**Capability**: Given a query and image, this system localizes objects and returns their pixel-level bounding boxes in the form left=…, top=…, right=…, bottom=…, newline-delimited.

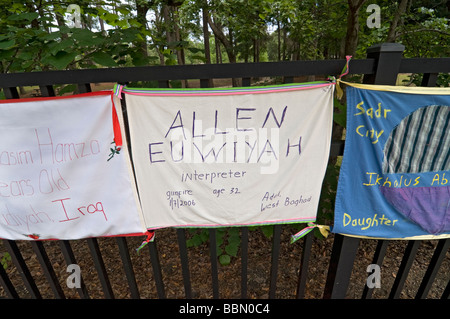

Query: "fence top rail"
left=399, top=58, right=450, bottom=73
left=0, top=58, right=380, bottom=87
left=1, top=57, right=448, bottom=88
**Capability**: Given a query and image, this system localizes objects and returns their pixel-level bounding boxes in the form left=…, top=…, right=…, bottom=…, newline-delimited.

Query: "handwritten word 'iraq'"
left=354, top=101, right=391, bottom=144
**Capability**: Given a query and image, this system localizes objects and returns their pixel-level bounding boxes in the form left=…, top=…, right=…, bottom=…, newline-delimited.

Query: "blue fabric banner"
left=333, top=83, right=450, bottom=239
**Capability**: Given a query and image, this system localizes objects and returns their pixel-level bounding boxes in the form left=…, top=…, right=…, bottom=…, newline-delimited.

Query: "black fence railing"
left=0, top=43, right=449, bottom=300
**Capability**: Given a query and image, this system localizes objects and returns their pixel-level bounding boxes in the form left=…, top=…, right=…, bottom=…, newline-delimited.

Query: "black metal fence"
left=0, top=43, right=449, bottom=299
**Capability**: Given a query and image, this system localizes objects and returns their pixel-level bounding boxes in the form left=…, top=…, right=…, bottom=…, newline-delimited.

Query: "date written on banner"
left=166, top=189, right=195, bottom=210
left=165, top=187, right=242, bottom=210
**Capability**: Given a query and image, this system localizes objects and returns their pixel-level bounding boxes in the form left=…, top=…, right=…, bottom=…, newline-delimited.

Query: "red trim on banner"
left=0, top=89, right=123, bottom=151
left=110, top=94, right=123, bottom=150
left=0, top=232, right=150, bottom=241
left=0, top=90, right=112, bottom=104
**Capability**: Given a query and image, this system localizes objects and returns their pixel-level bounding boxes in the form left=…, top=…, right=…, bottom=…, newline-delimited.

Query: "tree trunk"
left=173, top=7, right=185, bottom=66
left=202, top=6, right=211, bottom=65
left=207, top=14, right=237, bottom=64
left=135, top=0, right=149, bottom=58
left=282, top=28, right=287, bottom=61
left=163, top=5, right=175, bottom=47
left=277, top=20, right=281, bottom=61
left=386, top=0, right=409, bottom=42
left=214, top=35, right=222, bottom=63
left=253, top=38, right=260, bottom=63
left=344, top=0, right=367, bottom=57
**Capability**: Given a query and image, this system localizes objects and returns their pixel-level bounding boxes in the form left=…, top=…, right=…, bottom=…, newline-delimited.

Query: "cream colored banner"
left=123, top=83, right=334, bottom=230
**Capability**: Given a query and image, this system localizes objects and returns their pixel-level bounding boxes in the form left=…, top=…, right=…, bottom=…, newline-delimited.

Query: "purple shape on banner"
left=380, top=186, right=450, bottom=235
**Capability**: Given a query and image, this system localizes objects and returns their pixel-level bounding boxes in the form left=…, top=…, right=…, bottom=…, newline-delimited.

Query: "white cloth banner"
left=0, top=92, right=146, bottom=240
left=122, top=83, right=334, bottom=230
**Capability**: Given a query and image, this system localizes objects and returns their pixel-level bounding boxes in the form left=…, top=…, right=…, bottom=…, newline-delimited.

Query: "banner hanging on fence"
left=121, top=83, right=334, bottom=235
left=0, top=92, right=146, bottom=240
left=333, top=82, right=450, bottom=239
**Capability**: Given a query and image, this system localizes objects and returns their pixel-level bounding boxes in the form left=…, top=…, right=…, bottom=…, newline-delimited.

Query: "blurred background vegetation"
left=0, top=0, right=448, bottom=73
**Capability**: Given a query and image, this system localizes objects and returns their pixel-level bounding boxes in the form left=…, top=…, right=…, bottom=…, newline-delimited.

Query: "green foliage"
left=186, top=226, right=269, bottom=266
left=0, top=0, right=155, bottom=73
left=333, top=97, right=347, bottom=129
left=401, top=5, right=450, bottom=58
left=357, top=0, right=449, bottom=59
left=186, top=227, right=240, bottom=266
left=1, top=252, right=11, bottom=270
left=403, top=73, right=450, bottom=88
left=0, top=0, right=447, bottom=74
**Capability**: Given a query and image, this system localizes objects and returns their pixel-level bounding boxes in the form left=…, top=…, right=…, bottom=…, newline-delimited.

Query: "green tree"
left=0, top=0, right=155, bottom=72
left=0, top=0, right=447, bottom=74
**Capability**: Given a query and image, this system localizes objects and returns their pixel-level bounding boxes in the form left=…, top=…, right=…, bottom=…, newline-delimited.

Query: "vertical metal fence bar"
left=77, top=83, right=91, bottom=94
left=323, top=234, right=360, bottom=299
left=240, top=227, right=248, bottom=299
left=0, top=249, right=19, bottom=298
left=239, top=73, right=250, bottom=300
left=362, top=240, right=389, bottom=299
left=209, top=229, right=219, bottom=298
left=415, top=239, right=450, bottom=299
left=176, top=228, right=192, bottom=298
left=148, top=240, right=166, bottom=299
left=283, top=76, right=294, bottom=84
left=421, top=73, right=438, bottom=87
left=116, top=237, right=140, bottom=299
left=158, top=80, right=170, bottom=88
left=58, top=240, right=90, bottom=299
left=268, top=224, right=282, bottom=299
left=389, top=240, right=421, bottom=299
left=30, top=241, right=65, bottom=299
left=323, top=43, right=406, bottom=300
left=200, top=78, right=211, bottom=88
left=86, top=238, right=115, bottom=299
left=3, top=240, right=41, bottom=298
left=3, top=87, right=19, bottom=99
left=442, top=279, right=450, bottom=299
left=363, top=43, right=405, bottom=85
left=39, top=85, right=55, bottom=97
left=2, top=85, right=31, bottom=299
left=201, top=75, right=220, bottom=298
left=296, top=231, right=313, bottom=299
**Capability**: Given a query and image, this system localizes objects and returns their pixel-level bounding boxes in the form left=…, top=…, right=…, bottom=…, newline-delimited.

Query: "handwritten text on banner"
left=123, top=84, right=334, bottom=229
left=0, top=92, right=146, bottom=240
